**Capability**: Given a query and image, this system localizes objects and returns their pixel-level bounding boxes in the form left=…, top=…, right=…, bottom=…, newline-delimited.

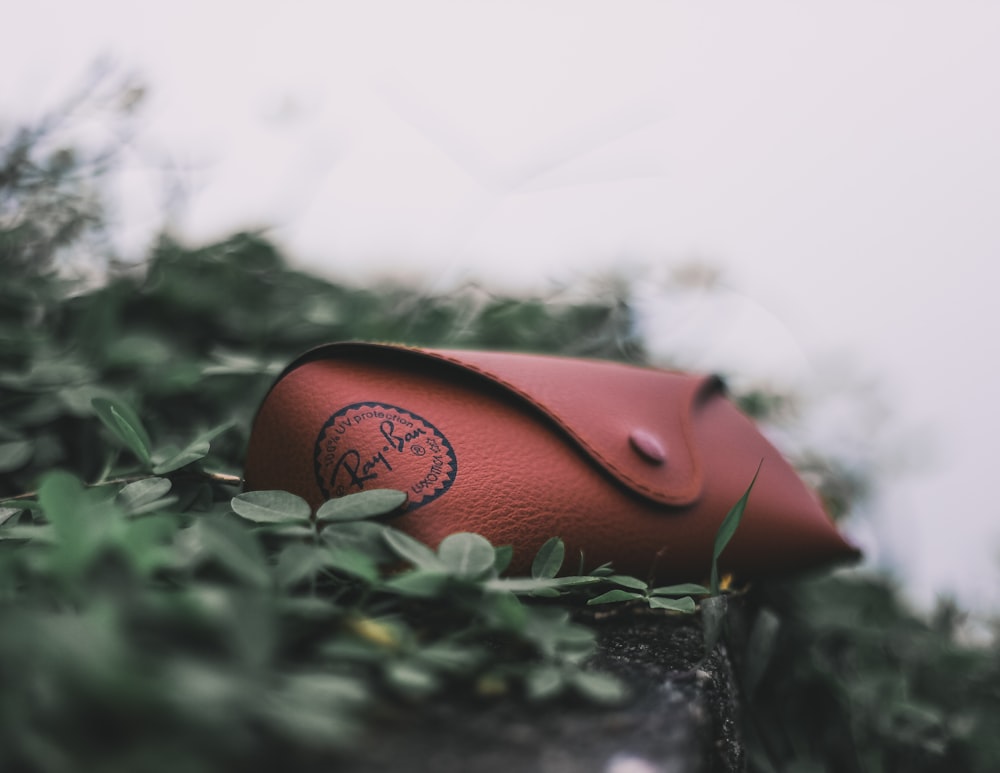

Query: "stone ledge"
left=340, top=613, right=744, bottom=773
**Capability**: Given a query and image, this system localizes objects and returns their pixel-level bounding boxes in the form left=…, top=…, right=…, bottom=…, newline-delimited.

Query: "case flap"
left=281, top=343, right=722, bottom=506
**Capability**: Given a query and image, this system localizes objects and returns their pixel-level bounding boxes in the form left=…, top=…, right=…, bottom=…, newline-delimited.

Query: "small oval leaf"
left=231, top=490, right=312, bottom=524
left=586, top=589, right=643, bottom=606
left=382, top=569, right=450, bottom=598
left=382, top=528, right=445, bottom=571
left=0, top=440, right=32, bottom=472
left=153, top=439, right=211, bottom=474
left=531, top=537, right=565, bottom=579
left=117, top=477, right=173, bottom=513
left=0, top=506, right=23, bottom=526
left=526, top=666, right=564, bottom=702
left=651, top=583, right=711, bottom=597
left=438, top=532, right=496, bottom=580
left=92, top=397, right=153, bottom=465
left=648, top=595, right=697, bottom=613
left=493, top=545, right=514, bottom=574
left=608, top=574, right=649, bottom=591
left=571, top=671, right=628, bottom=705
left=197, top=517, right=272, bottom=589
left=316, top=489, right=407, bottom=523
left=484, top=576, right=563, bottom=594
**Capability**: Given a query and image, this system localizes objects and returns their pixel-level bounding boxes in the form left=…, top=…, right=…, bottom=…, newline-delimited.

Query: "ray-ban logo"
left=314, top=402, right=457, bottom=510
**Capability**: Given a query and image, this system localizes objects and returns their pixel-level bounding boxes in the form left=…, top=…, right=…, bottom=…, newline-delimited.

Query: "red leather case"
left=244, top=342, right=860, bottom=581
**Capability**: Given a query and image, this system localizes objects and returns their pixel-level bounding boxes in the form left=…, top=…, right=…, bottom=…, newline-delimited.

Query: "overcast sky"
left=5, top=1, right=1000, bottom=611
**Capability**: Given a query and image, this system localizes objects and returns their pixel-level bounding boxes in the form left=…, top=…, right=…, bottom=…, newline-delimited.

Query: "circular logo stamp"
left=313, top=402, right=457, bottom=510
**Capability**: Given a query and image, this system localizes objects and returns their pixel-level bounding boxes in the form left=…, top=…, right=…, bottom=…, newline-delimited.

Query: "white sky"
left=5, top=1, right=1000, bottom=611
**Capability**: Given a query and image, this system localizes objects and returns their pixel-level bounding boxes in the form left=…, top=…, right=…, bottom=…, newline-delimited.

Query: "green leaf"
left=484, top=576, right=563, bottom=594
left=0, top=506, right=23, bottom=527
left=608, top=574, right=648, bottom=591
left=0, top=439, right=32, bottom=472
left=154, top=421, right=235, bottom=474
left=324, top=547, right=380, bottom=584
left=648, top=595, right=697, bottom=613
left=588, top=561, right=616, bottom=577
left=274, top=542, right=329, bottom=588
left=416, top=642, right=485, bottom=674
left=276, top=541, right=379, bottom=588
left=385, top=660, right=439, bottom=698
left=0, top=524, right=55, bottom=542
left=382, top=528, right=445, bottom=571
left=382, top=570, right=450, bottom=598
left=323, top=520, right=395, bottom=563
left=586, top=589, right=644, bottom=605
left=116, top=477, right=174, bottom=515
left=252, top=523, right=316, bottom=539
left=321, top=637, right=386, bottom=664
left=196, top=517, right=272, bottom=589
left=37, top=470, right=86, bottom=539
left=531, top=536, right=565, bottom=579
left=316, top=489, right=407, bottom=523
left=153, top=439, right=210, bottom=474
left=552, top=575, right=603, bottom=588
left=493, top=544, right=514, bottom=574
left=710, top=461, right=761, bottom=594
left=282, top=671, right=369, bottom=709
left=484, top=591, right=527, bottom=631
left=231, top=490, right=312, bottom=524
left=651, top=583, right=711, bottom=597
left=438, top=532, right=496, bottom=580
left=526, top=665, right=564, bottom=701
left=570, top=670, right=628, bottom=705
left=279, top=597, right=342, bottom=621
left=92, top=397, right=153, bottom=465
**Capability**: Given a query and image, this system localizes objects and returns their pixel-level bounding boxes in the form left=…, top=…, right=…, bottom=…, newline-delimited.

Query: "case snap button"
left=629, top=428, right=666, bottom=465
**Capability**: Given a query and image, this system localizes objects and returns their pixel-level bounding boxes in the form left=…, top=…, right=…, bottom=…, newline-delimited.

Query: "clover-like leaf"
left=570, top=670, right=628, bottom=705
left=92, top=397, right=153, bottom=466
left=196, top=517, right=272, bottom=589
left=385, top=660, right=440, bottom=699
left=316, top=489, right=407, bottom=524
left=484, top=576, right=563, bottom=594
left=231, top=490, right=311, bottom=524
left=438, top=532, right=496, bottom=580
left=382, top=569, right=450, bottom=598
left=648, top=595, right=697, bottom=613
left=324, top=547, right=380, bottom=584
left=526, top=666, right=564, bottom=702
left=0, top=506, right=23, bottom=527
left=382, top=528, right=445, bottom=571
left=117, top=477, right=178, bottom=516
left=531, top=536, right=565, bottom=579
left=608, top=574, right=648, bottom=591
left=651, top=583, right=711, bottom=597
left=153, top=439, right=210, bottom=474
left=0, top=439, right=32, bottom=472
left=586, top=589, right=644, bottom=605
left=493, top=544, right=514, bottom=574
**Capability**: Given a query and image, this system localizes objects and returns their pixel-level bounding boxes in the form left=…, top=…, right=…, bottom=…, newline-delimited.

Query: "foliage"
left=3, top=101, right=1000, bottom=773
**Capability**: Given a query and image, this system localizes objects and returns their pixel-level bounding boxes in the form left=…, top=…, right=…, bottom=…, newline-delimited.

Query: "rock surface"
left=341, top=612, right=744, bottom=773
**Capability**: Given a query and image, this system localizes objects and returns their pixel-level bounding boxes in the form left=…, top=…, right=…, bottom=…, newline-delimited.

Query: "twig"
left=1, top=469, right=244, bottom=505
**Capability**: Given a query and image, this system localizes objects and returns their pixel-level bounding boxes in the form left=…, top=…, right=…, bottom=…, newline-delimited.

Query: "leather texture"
left=243, top=342, right=860, bottom=581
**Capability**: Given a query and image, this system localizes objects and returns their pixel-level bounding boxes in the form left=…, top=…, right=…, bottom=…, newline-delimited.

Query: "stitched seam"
left=422, top=350, right=705, bottom=506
